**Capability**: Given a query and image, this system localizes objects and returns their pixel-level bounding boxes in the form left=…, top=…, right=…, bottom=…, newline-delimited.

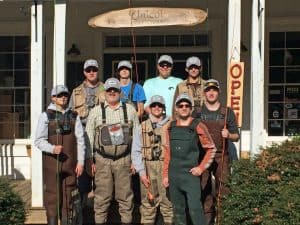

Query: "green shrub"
left=0, top=178, right=26, bottom=225
left=223, top=137, right=300, bottom=225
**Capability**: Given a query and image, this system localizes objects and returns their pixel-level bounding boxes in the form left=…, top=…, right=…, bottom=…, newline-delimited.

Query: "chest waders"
left=168, top=119, right=206, bottom=225
left=45, top=110, right=80, bottom=225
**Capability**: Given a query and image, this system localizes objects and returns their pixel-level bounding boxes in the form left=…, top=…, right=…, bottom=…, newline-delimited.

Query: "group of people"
left=34, top=55, right=239, bottom=225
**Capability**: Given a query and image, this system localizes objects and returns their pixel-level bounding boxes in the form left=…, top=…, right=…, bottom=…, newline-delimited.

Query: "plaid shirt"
left=85, top=101, right=139, bottom=159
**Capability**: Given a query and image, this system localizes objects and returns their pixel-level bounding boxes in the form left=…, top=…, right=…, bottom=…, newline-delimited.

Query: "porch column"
left=53, top=0, right=66, bottom=86
left=227, top=0, right=241, bottom=157
left=250, top=0, right=266, bottom=155
left=31, top=0, right=44, bottom=207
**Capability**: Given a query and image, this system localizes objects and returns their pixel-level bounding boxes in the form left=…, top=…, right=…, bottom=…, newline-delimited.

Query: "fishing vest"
left=177, top=78, right=205, bottom=111
left=196, top=106, right=228, bottom=153
left=94, top=102, right=133, bottom=160
left=71, top=82, right=105, bottom=119
left=168, top=119, right=203, bottom=171
left=141, top=118, right=169, bottom=161
left=43, top=109, right=77, bottom=174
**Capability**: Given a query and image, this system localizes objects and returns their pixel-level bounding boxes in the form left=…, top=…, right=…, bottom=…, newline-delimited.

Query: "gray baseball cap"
left=157, top=55, right=173, bottom=65
left=104, top=77, right=121, bottom=90
left=51, top=85, right=69, bottom=96
left=84, top=59, right=98, bottom=69
left=204, top=79, right=220, bottom=90
left=118, top=60, right=132, bottom=70
left=186, top=56, right=201, bottom=68
left=175, top=93, right=192, bottom=105
left=149, top=95, right=165, bottom=106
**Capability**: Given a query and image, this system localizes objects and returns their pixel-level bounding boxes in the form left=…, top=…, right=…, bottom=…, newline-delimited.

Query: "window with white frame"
left=268, top=32, right=300, bottom=136
left=0, top=36, right=30, bottom=139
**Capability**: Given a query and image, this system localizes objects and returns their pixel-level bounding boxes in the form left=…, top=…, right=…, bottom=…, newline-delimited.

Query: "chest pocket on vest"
left=100, top=123, right=131, bottom=146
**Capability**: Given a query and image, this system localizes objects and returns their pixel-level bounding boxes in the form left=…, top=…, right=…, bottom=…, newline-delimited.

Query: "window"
left=268, top=32, right=300, bottom=136
left=105, top=34, right=209, bottom=48
left=0, top=36, right=30, bottom=139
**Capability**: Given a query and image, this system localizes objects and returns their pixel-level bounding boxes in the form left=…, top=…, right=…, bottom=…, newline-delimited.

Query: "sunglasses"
left=56, top=92, right=69, bottom=98
left=106, top=88, right=120, bottom=93
left=188, top=65, right=201, bottom=70
left=150, top=103, right=164, bottom=108
left=159, top=62, right=172, bottom=68
left=177, top=103, right=191, bottom=109
left=85, top=67, right=98, bottom=73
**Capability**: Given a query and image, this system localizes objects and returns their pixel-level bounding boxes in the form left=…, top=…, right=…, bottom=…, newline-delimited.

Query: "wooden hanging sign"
left=88, top=7, right=207, bottom=28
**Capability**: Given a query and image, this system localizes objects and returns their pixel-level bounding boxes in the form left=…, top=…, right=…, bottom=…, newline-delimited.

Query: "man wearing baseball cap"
left=132, top=95, right=173, bottom=224
left=162, top=93, right=216, bottom=225
left=173, top=56, right=206, bottom=117
left=116, top=60, right=146, bottom=118
left=85, top=77, right=140, bottom=225
left=35, top=85, right=85, bottom=225
left=143, top=54, right=182, bottom=116
left=192, top=79, right=240, bottom=225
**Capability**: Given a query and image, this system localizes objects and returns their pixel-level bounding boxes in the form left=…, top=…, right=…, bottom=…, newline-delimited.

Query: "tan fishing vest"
left=94, top=103, right=133, bottom=160
left=71, top=82, right=105, bottom=119
left=141, top=118, right=168, bottom=161
left=177, top=78, right=205, bottom=110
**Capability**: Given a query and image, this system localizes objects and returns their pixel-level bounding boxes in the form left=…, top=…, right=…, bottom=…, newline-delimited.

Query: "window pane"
left=136, top=35, right=149, bottom=47
left=269, top=103, right=284, bottom=119
left=285, top=85, right=300, bottom=102
left=0, top=71, right=13, bottom=87
left=286, top=32, right=300, bottom=48
left=286, top=49, right=300, bottom=65
left=268, top=120, right=283, bottom=136
left=0, top=37, right=13, bottom=52
left=286, top=67, right=300, bottom=83
left=15, top=53, right=29, bottom=69
left=0, top=113, right=19, bottom=139
left=269, top=32, right=285, bottom=48
left=120, top=36, right=132, bottom=47
left=269, top=67, right=284, bottom=83
left=0, top=90, right=13, bottom=113
left=166, top=35, right=178, bottom=47
left=105, top=36, right=119, bottom=48
left=151, top=35, right=164, bottom=47
left=15, top=36, right=30, bottom=52
left=15, top=71, right=29, bottom=87
left=269, top=86, right=284, bottom=101
left=15, top=88, right=30, bottom=105
left=269, top=50, right=284, bottom=66
left=285, top=120, right=300, bottom=136
left=181, top=35, right=194, bottom=46
left=0, top=53, right=13, bottom=69
left=285, top=103, right=300, bottom=120
left=195, top=34, right=209, bottom=46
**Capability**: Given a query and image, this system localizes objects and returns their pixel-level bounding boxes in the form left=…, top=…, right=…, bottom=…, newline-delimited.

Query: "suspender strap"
left=122, top=102, right=128, bottom=123
left=100, top=102, right=106, bottom=124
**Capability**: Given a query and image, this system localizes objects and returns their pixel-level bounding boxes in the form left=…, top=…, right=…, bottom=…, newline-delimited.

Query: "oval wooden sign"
left=88, top=7, right=207, bottom=28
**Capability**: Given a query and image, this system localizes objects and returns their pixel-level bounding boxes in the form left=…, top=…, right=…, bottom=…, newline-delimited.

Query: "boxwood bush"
left=0, top=178, right=26, bottom=225
left=223, top=137, right=300, bottom=225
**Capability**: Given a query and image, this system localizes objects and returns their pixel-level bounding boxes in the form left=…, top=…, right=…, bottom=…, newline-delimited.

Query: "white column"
left=227, top=0, right=241, bottom=157
left=30, top=0, right=44, bottom=207
left=250, top=0, right=266, bottom=155
left=227, top=0, right=241, bottom=62
left=53, top=1, right=66, bottom=86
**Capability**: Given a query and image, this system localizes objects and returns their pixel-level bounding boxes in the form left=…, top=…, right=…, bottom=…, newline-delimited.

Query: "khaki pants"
left=140, top=160, right=173, bottom=224
left=94, top=154, right=133, bottom=224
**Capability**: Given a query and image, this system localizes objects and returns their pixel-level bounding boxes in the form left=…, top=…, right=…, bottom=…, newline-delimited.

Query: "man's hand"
left=131, top=164, right=136, bottom=175
left=53, top=145, right=63, bottom=154
left=189, top=167, right=203, bottom=176
left=162, top=177, right=169, bottom=188
left=221, top=128, right=230, bottom=139
left=75, top=164, right=84, bottom=177
left=140, top=175, right=150, bottom=188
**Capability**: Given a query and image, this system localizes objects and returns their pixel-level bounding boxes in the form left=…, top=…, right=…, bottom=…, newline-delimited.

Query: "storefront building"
left=0, top=0, right=299, bottom=207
